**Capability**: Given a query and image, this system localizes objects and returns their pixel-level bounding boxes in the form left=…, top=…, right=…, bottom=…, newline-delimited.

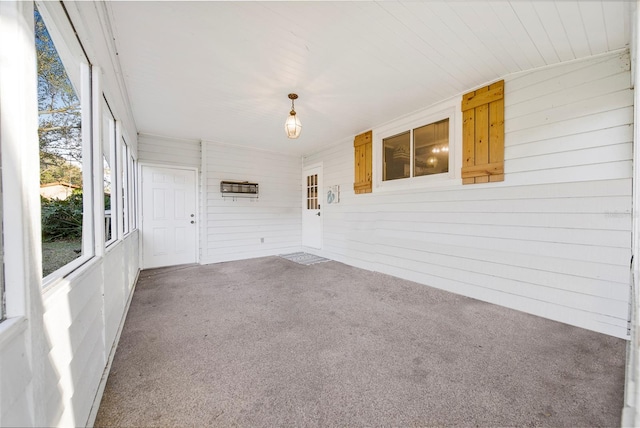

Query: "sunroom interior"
left=2, top=0, right=640, bottom=426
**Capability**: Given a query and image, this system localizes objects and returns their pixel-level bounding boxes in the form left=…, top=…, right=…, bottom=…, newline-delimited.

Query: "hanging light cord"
left=289, top=93, right=298, bottom=115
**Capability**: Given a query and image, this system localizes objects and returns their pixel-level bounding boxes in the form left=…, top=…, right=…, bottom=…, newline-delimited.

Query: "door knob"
left=191, top=220, right=195, bottom=224
left=316, top=212, right=321, bottom=217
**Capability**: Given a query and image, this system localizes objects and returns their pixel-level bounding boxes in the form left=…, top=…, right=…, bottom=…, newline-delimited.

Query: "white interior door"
left=141, top=165, right=197, bottom=268
left=302, top=164, right=322, bottom=249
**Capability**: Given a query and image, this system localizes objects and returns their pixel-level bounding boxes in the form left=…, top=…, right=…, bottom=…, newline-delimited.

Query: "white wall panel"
left=103, top=243, right=127, bottom=354
left=25, top=233, right=139, bottom=427
left=202, top=142, right=301, bottom=264
left=138, top=134, right=201, bottom=168
left=304, top=51, right=633, bottom=338
left=0, top=326, right=32, bottom=426
left=41, top=262, right=104, bottom=426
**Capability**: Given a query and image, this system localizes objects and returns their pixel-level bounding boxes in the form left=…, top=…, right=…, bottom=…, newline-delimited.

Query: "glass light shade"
left=285, top=112, right=302, bottom=139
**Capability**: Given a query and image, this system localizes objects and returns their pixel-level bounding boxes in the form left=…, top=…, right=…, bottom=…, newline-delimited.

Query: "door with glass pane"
left=302, top=165, right=322, bottom=249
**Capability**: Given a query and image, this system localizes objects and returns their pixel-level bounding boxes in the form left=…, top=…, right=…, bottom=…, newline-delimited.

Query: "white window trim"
left=103, top=97, right=118, bottom=248
left=112, top=117, right=122, bottom=241
left=120, top=133, right=130, bottom=237
left=35, top=1, right=85, bottom=96
left=116, top=126, right=136, bottom=238
left=373, top=97, right=462, bottom=192
left=92, top=67, right=106, bottom=257
left=120, top=126, right=137, bottom=237
left=1, top=0, right=38, bottom=319
left=41, top=51, right=95, bottom=288
left=128, top=152, right=137, bottom=231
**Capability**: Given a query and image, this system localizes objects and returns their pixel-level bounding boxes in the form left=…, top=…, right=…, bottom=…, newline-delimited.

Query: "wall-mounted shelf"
left=220, top=180, right=259, bottom=199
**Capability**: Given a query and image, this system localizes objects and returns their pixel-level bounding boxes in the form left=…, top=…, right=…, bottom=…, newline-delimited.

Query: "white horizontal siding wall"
left=40, top=232, right=139, bottom=426
left=0, top=320, right=32, bottom=426
left=103, top=235, right=139, bottom=365
left=304, top=51, right=633, bottom=338
left=0, top=232, right=140, bottom=427
left=202, top=142, right=301, bottom=263
left=138, top=133, right=201, bottom=168
left=42, top=263, right=106, bottom=425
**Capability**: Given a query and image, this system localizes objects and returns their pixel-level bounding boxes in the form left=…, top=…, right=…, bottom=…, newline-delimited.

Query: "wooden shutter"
left=461, top=80, right=505, bottom=184
left=353, top=130, right=372, bottom=194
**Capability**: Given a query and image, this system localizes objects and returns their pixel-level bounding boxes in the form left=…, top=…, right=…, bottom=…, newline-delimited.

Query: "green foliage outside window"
left=41, top=191, right=83, bottom=241
left=36, top=7, right=86, bottom=277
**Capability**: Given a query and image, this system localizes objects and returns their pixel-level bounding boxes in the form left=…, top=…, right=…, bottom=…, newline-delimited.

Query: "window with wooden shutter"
left=461, top=80, right=504, bottom=184
left=354, top=130, right=372, bottom=194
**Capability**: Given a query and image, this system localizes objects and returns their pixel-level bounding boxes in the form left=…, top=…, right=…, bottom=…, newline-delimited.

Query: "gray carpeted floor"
left=95, top=257, right=626, bottom=427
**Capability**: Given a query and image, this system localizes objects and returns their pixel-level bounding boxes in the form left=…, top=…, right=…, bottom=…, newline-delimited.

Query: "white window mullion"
left=102, top=95, right=117, bottom=248
left=92, top=68, right=105, bottom=255
left=82, top=61, right=95, bottom=258
left=120, top=136, right=129, bottom=236
left=409, top=129, right=414, bottom=178
left=112, top=121, right=121, bottom=240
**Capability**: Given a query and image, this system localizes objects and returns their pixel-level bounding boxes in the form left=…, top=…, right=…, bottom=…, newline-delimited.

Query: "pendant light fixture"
left=284, top=93, right=302, bottom=139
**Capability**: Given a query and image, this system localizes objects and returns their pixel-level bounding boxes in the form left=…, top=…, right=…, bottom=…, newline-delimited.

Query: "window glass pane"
left=306, top=173, right=318, bottom=210
left=414, top=119, right=449, bottom=177
left=36, top=8, right=86, bottom=277
left=383, top=131, right=410, bottom=181
left=102, top=100, right=115, bottom=244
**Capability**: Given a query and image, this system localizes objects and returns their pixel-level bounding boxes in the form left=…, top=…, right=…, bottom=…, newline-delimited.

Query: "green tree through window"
left=35, top=7, right=85, bottom=277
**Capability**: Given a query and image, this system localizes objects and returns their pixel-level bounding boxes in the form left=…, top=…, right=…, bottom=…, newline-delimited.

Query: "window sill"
left=42, top=255, right=101, bottom=298
left=42, top=253, right=95, bottom=290
left=105, top=238, right=124, bottom=253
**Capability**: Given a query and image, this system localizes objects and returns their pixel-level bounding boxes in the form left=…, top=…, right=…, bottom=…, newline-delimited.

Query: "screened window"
left=36, top=6, right=93, bottom=279
left=382, top=118, right=450, bottom=181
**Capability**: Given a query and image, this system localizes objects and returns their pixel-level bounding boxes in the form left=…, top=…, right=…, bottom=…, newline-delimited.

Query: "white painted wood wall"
left=304, top=51, right=633, bottom=339
left=0, top=1, right=141, bottom=426
left=137, top=137, right=302, bottom=264
left=138, top=133, right=201, bottom=168
left=0, top=236, right=140, bottom=427
left=0, top=2, right=634, bottom=426
left=201, top=141, right=301, bottom=263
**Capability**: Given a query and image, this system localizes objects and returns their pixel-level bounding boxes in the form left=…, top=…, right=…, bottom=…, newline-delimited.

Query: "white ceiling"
left=107, top=1, right=630, bottom=156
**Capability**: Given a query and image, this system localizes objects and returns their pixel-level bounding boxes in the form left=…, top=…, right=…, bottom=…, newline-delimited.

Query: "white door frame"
left=302, top=162, right=323, bottom=250
left=138, top=162, right=199, bottom=268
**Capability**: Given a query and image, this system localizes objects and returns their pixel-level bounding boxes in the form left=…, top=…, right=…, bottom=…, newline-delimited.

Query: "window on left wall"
left=103, top=98, right=116, bottom=246
left=36, top=5, right=94, bottom=280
